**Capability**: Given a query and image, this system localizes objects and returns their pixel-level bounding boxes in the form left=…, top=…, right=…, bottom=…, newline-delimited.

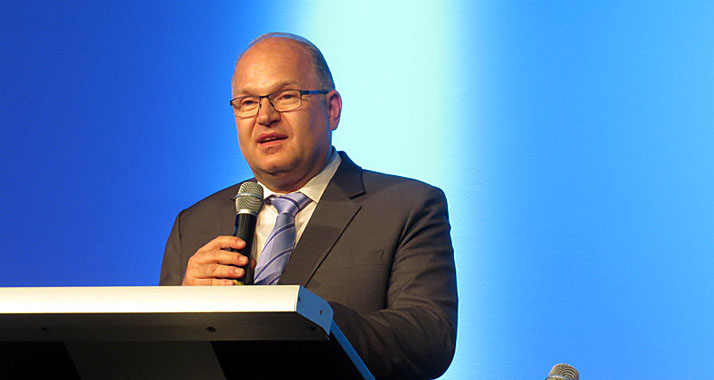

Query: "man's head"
left=231, top=33, right=342, bottom=193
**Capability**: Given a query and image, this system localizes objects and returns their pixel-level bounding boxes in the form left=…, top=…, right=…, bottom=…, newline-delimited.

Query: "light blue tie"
left=253, top=192, right=312, bottom=285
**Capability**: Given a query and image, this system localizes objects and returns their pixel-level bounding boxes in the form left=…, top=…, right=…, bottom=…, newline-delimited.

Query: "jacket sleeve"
left=159, top=210, right=185, bottom=286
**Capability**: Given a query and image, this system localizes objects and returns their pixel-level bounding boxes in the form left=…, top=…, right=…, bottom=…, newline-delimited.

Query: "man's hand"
left=182, top=236, right=249, bottom=286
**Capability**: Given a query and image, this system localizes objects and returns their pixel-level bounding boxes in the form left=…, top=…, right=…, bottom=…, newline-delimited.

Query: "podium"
left=0, top=286, right=374, bottom=380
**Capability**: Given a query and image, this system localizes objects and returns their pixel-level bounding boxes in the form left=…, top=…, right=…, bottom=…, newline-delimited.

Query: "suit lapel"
left=279, top=152, right=365, bottom=286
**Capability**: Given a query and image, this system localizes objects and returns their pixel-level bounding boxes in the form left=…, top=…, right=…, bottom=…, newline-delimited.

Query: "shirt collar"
left=258, top=147, right=342, bottom=203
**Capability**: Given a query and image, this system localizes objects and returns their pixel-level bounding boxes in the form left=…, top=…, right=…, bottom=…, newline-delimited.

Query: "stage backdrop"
left=2, top=1, right=713, bottom=379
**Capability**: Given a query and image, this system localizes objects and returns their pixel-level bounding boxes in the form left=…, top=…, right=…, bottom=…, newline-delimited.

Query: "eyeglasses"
left=230, top=89, right=330, bottom=118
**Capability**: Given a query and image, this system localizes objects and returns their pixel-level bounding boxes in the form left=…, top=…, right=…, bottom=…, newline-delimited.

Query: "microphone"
left=232, top=182, right=264, bottom=285
left=545, top=363, right=579, bottom=380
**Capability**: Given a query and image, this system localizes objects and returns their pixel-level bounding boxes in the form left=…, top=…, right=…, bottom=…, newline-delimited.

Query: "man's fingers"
left=211, top=278, right=236, bottom=286
left=192, top=249, right=249, bottom=266
left=198, top=235, right=246, bottom=253
left=184, top=277, right=236, bottom=286
left=199, top=263, right=244, bottom=280
left=182, top=264, right=245, bottom=285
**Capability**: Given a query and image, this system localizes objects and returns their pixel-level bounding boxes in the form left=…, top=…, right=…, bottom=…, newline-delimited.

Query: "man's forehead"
left=233, top=79, right=301, bottom=96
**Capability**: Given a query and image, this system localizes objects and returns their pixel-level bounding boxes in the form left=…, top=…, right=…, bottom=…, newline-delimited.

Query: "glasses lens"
left=234, top=96, right=260, bottom=117
left=270, top=90, right=301, bottom=112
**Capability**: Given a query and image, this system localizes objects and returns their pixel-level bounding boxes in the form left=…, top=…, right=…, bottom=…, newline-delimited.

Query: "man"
left=160, top=33, right=457, bottom=379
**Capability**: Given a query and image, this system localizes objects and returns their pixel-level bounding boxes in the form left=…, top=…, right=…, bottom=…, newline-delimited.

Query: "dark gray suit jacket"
left=160, top=152, right=457, bottom=379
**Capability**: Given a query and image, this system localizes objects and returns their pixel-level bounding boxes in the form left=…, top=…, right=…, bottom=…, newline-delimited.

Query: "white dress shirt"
left=252, top=149, right=342, bottom=261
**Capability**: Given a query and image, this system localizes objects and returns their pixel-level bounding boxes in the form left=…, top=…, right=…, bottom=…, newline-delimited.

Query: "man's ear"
left=326, top=90, right=342, bottom=131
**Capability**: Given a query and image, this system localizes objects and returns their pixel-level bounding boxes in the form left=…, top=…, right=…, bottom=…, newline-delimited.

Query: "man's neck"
left=257, top=148, right=337, bottom=193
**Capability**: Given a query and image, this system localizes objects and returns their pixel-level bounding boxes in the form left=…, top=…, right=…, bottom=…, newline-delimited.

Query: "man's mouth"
left=258, top=134, right=287, bottom=144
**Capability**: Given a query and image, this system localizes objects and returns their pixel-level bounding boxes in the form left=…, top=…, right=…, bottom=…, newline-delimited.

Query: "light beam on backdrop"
left=292, top=2, right=482, bottom=378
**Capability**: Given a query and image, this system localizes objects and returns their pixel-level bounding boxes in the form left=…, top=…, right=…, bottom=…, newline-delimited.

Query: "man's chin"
left=252, top=161, right=316, bottom=192
left=253, top=159, right=296, bottom=178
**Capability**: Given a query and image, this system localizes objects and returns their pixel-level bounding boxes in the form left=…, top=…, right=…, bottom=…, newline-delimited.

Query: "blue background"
left=2, top=1, right=713, bottom=378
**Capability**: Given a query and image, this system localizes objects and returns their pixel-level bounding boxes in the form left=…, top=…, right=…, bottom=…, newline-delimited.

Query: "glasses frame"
left=229, top=89, right=330, bottom=118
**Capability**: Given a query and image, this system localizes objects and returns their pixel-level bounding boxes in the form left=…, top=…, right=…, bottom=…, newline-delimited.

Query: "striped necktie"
left=253, top=192, right=312, bottom=285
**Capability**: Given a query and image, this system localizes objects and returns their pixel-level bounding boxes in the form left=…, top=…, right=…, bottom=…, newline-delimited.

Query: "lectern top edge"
left=0, top=285, right=333, bottom=335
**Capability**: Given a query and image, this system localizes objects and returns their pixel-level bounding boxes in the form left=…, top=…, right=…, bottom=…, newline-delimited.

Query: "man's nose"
left=256, top=97, right=280, bottom=126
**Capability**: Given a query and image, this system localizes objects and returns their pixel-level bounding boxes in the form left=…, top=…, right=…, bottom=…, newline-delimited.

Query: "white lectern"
left=0, top=286, right=374, bottom=380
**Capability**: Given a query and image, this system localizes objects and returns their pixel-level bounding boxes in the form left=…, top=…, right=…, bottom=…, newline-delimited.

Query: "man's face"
left=232, top=38, right=341, bottom=192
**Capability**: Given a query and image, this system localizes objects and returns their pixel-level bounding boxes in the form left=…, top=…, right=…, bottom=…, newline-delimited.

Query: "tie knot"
left=270, top=192, right=311, bottom=216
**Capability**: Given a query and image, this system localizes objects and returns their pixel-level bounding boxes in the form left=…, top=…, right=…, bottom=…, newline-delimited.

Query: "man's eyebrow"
left=233, top=80, right=301, bottom=96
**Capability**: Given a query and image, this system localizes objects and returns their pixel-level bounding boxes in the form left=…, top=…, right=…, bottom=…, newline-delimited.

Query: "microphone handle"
left=232, top=213, right=257, bottom=285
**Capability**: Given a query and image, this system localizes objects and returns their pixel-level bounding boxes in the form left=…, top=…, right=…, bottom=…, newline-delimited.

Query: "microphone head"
left=546, top=363, right=579, bottom=380
left=235, top=182, right=264, bottom=216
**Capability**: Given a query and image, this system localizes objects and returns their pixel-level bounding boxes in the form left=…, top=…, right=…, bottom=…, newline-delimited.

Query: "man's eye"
left=276, top=93, right=296, bottom=101
left=240, top=99, right=258, bottom=107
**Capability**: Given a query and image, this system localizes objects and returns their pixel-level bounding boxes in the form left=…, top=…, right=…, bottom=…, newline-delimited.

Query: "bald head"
left=233, top=33, right=335, bottom=93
